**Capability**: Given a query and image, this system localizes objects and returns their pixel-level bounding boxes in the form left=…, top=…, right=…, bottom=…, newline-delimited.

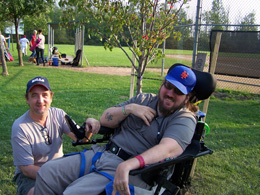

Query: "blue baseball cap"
left=165, top=65, right=196, bottom=95
left=26, top=76, right=51, bottom=93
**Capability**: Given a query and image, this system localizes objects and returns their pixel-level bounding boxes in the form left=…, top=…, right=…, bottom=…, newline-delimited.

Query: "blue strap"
left=63, top=151, right=82, bottom=157
left=90, top=152, right=135, bottom=195
left=64, top=149, right=88, bottom=178
left=78, top=150, right=87, bottom=178
left=90, top=152, right=103, bottom=172
left=89, top=152, right=114, bottom=181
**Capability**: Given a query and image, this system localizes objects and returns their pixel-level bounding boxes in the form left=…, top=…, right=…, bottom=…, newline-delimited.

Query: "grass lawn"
left=0, top=47, right=259, bottom=194
left=31, top=44, right=193, bottom=68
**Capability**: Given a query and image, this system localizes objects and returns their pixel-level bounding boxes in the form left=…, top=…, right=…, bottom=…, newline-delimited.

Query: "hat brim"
left=27, top=84, right=51, bottom=93
left=165, top=75, right=190, bottom=95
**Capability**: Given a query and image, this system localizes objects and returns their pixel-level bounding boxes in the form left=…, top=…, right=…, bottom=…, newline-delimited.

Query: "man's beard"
left=158, top=95, right=186, bottom=117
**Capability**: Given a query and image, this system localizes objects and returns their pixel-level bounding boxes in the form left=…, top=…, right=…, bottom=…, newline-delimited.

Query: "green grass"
left=191, top=98, right=260, bottom=194
left=37, top=44, right=193, bottom=68
left=9, top=44, right=193, bottom=67
left=1, top=48, right=260, bottom=194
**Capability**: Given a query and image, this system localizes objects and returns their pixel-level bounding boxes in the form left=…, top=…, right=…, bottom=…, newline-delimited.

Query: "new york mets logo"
left=181, top=71, right=189, bottom=79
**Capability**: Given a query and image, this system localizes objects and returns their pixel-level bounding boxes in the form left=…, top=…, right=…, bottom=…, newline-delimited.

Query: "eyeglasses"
left=163, top=81, right=184, bottom=96
left=40, top=128, right=52, bottom=145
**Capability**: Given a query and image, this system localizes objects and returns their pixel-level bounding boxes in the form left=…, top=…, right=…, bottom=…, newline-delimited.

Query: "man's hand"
left=112, top=156, right=142, bottom=195
left=85, top=118, right=100, bottom=135
left=126, top=104, right=156, bottom=126
left=112, top=162, right=131, bottom=195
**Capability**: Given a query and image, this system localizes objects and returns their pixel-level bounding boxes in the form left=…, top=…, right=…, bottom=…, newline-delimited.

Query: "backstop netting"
left=210, top=30, right=260, bottom=79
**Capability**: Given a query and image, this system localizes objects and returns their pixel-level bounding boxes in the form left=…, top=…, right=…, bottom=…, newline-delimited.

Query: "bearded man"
left=34, top=64, right=198, bottom=195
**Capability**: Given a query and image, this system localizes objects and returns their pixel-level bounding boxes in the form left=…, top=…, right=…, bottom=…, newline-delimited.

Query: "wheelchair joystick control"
left=65, top=114, right=115, bottom=146
left=64, top=114, right=86, bottom=140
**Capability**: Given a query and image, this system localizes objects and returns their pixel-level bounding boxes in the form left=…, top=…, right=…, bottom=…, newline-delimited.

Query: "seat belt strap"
left=64, top=149, right=88, bottom=178
left=90, top=152, right=114, bottom=181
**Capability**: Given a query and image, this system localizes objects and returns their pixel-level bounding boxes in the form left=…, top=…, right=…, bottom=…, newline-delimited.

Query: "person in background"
left=29, top=30, right=37, bottom=58
left=0, top=34, right=8, bottom=50
left=33, top=64, right=199, bottom=195
left=35, top=29, right=45, bottom=66
left=52, top=46, right=59, bottom=55
left=52, top=46, right=60, bottom=58
left=11, top=76, right=100, bottom=195
left=19, top=35, right=29, bottom=56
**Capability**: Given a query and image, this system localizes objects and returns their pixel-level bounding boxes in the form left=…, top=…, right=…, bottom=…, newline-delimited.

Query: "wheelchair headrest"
left=167, top=64, right=217, bottom=101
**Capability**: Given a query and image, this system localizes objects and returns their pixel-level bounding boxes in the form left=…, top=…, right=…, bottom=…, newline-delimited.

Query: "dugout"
left=47, top=21, right=85, bottom=66
left=209, top=30, right=260, bottom=79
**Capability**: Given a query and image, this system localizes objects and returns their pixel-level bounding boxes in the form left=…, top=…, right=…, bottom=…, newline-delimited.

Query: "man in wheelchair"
left=34, top=64, right=215, bottom=195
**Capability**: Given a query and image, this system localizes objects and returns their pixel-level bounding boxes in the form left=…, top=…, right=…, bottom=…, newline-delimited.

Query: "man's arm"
left=19, top=164, right=40, bottom=179
left=66, top=131, right=77, bottom=141
left=112, top=137, right=183, bottom=195
left=100, top=103, right=156, bottom=128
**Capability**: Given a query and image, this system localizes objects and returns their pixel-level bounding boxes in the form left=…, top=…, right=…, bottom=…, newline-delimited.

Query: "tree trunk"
left=136, top=71, right=143, bottom=95
left=0, top=34, right=9, bottom=76
left=136, top=60, right=144, bottom=95
left=1, top=59, right=9, bottom=76
left=15, top=18, right=23, bottom=66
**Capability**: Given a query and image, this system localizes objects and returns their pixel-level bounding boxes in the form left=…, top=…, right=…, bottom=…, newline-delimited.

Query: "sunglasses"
left=40, top=128, right=52, bottom=145
left=163, top=81, right=184, bottom=96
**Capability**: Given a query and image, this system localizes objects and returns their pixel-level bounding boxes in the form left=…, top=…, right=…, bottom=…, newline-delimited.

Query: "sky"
left=183, top=0, right=260, bottom=25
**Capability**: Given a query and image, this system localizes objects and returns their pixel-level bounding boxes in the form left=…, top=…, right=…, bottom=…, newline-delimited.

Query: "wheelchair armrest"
left=130, top=140, right=212, bottom=176
left=196, top=141, right=213, bottom=157
left=71, top=126, right=114, bottom=146
left=65, top=114, right=115, bottom=146
left=99, top=126, right=115, bottom=135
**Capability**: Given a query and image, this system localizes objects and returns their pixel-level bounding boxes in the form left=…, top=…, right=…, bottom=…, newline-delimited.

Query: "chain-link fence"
left=168, top=0, right=260, bottom=94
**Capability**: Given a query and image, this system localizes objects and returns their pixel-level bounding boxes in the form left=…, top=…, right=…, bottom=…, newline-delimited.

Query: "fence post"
left=189, top=32, right=222, bottom=179
left=129, top=41, right=137, bottom=98
left=202, top=32, right=221, bottom=120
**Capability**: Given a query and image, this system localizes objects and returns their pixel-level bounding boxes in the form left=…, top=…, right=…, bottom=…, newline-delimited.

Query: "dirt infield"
left=45, top=65, right=259, bottom=94
left=44, top=53, right=259, bottom=94
left=46, top=65, right=167, bottom=76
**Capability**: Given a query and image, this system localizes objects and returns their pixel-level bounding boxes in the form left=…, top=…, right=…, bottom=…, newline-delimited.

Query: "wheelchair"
left=65, top=66, right=217, bottom=195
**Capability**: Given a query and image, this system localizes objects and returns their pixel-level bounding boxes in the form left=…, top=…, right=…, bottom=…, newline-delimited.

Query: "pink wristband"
left=135, top=155, right=145, bottom=168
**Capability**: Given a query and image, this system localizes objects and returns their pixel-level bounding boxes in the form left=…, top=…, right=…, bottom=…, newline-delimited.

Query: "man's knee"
left=27, top=187, right=34, bottom=195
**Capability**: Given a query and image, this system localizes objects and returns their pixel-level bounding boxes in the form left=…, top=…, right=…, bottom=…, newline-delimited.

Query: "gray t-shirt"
left=11, top=107, right=71, bottom=176
left=111, top=93, right=197, bottom=156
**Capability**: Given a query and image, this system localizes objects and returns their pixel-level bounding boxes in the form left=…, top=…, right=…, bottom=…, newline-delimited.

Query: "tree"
left=167, top=8, right=193, bottom=50
left=59, top=0, right=190, bottom=94
left=0, top=31, right=8, bottom=76
left=23, top=13, right=52, bottom=36
left=202, top=0, right=229, bottom=31
left=239, top=12, right=257, bottom=31
left=0, top=0, right=55, bottom=66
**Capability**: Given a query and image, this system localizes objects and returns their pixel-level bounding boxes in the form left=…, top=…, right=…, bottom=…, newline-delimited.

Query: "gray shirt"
left=111, top=93, right=197, bottom=156
left=11, top=107, right=71, bottom=176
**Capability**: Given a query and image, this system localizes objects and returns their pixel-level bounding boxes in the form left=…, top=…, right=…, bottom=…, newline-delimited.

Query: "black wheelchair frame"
left=65, top=66, right=217, bottom=195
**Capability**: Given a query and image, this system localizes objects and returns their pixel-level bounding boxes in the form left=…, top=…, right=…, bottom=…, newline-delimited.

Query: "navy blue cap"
left=165, top=65, right=196, bottom=95
left=26, top=76, right=51, bottom=93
